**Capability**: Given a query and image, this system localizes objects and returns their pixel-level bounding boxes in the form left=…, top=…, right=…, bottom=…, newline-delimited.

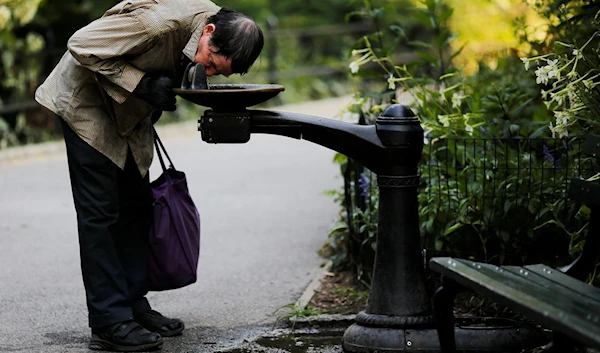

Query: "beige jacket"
left=35, top=0, right=220, bottom=176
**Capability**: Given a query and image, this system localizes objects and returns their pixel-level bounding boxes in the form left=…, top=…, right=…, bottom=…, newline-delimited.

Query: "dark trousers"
left=60, top=118, right=153, bottom=328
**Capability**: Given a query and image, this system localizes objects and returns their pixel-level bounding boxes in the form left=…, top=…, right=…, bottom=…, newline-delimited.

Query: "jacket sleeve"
left=67, top=12, right=155, bottom=104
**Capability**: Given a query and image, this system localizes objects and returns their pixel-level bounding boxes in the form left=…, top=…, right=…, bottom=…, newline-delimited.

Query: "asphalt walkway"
left=0, top=95, right=352, bottom=352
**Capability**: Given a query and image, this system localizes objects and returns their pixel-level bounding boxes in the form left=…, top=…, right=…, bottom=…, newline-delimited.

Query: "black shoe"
left=90, top=320, right=163, bottom=352
left=135, top=310, right=185, bottom=337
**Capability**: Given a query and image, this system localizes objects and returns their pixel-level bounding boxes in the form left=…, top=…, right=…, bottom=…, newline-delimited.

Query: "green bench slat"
left=524, top=264, right=600, bottom=302
left=464, top=262, right=600, bottom=319
left=500, top=265, right=600, bottom=313
left=430, top=257, right=600, bottom=348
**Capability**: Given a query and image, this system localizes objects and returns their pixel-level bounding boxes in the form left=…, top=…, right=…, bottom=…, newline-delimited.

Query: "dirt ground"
left=307, top=271, right=368, bottom=315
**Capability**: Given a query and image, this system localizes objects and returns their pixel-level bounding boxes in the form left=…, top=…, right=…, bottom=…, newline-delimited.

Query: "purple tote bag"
left=147, top=130, right=201, bottom=291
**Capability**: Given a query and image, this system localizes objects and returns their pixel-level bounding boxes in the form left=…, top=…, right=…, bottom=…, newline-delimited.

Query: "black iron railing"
left=339, top=137, right=596, bottom=284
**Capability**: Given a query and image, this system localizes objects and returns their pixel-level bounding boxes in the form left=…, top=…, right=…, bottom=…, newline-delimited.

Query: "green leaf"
left=533, top=220, right=558, bottom=230
left=408, top=40, right=433, bottom=49
left=439, top=72, right=458, bottom=80
left=529, top=125, right=549, bottom=139
left=511, top=97, right=534, bottom=117
left=499, top=231, right=510, bottom=242
left=444, top=222, right=464, bottom=236
left=333, top=153, right=347, bottom=165
left=412, top=9, right=433, bottom=27
left=323, top=189, right=338, bottom=197
left=328, top=225, right=348, bottom=236
left=449, top=43, right=466, bottom=61
left=434, top=28, right=451, bottom=48
left=437, top=7, right=454, bottom=24
left=435, top=239, right=443, bottom=251
left=416, top=51, right=438, bottom=64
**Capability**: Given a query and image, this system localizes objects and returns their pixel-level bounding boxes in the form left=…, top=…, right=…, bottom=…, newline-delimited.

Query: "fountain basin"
left=174, top=83, right=285, bottom=111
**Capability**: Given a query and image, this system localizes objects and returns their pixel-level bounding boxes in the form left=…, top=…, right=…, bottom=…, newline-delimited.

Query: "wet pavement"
left=0, top=96, right=353, bottom=353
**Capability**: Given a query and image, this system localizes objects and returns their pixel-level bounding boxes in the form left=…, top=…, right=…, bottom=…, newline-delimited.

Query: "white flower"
left=535, top=66, right=549, bottom=85
left=572, top=49, right=583, bottom=59
left=0, top=6, right=11, bottom=30
left=451, top=93, right=464, bottom=109
left=465, top=124, right=474, bottom=136
left=554, top=111, right=570, bottom=126
left=439, top=86, right=447, bottom=101
left=550, top=124, right=568, bottom=138
left=567, top=70, right=579, bottom=79
left=542, top=59, right=561, bottom=80
left=520, top=57, right=530, bottom=71
left=437, top=115, right=451, bottom=127
left=349, top=61, right=360, bottom=74
left=26, top=32, right=44, bottom=53
left=547, top=59, right=558, bottom=68
left=387, top=75, right=396, bottom=90
left=547, top=67, right=560, bottom=80
left=550, top=92, right=564, bottom=106
left=13, top=0, right=41, bottom=26
left=566, top=84, right=578, bottom=104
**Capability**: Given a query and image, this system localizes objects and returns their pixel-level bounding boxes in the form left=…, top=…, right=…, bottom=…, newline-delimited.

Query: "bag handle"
left=153, top=127, right=175, bottom=174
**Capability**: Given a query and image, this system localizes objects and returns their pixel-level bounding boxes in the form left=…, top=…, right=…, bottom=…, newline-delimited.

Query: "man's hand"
left=133, top=74, right=176, bottom=111
left=150, top=110, right=162, bottom=124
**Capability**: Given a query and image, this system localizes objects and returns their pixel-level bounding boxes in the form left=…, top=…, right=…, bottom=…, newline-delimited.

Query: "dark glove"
left=133, top=74, right=176, bottom=111
left=151, top=110, right=162, bottom=124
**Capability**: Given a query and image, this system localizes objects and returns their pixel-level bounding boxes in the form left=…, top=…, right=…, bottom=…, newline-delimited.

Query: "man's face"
left=195, top=24, right=233, bottom=77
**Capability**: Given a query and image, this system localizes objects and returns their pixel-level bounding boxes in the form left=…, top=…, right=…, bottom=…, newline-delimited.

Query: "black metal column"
left=366, top=174, right=430, bottom=317
left=342, top=105, right=434, bottom=352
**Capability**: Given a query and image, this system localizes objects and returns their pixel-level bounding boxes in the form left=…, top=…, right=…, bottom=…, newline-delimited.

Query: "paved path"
left=0, top=96, right=352, bottom=352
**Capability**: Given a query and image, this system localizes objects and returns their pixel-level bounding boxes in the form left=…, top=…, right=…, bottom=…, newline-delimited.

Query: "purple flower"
left=358, top=172, right=370, bottom=197
left=543, top=144, right=561, bottom=170
left=543, top=145, right=555, bottom=164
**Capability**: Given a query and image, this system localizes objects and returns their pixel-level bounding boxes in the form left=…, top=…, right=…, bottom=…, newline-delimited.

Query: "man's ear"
left=202, top=24, right=216, bottom=36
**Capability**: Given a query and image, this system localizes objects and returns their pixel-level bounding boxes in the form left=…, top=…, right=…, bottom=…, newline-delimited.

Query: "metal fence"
left=423, top=138, right=589, bottom=222
left=341, top=137, right=596, bottom=281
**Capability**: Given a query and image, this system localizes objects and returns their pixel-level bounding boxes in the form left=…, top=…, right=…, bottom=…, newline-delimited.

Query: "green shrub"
left=323, top=0, right=592, bottom=286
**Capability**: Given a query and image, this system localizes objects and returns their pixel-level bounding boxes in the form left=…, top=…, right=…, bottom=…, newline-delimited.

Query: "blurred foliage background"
left=3, top=0, right=600, bottom=292
left=0, top=0, right=545, bottom=149
left=321, top=0, right=600, bottom=287
left=0, top=0, right=415, bottom=148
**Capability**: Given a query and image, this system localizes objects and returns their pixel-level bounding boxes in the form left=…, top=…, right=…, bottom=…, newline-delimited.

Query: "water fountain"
left=175, top=64, right=543, bottom=352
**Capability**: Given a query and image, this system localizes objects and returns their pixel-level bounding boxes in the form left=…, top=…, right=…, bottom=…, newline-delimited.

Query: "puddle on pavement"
left=221, top=328, right=344, bottom=353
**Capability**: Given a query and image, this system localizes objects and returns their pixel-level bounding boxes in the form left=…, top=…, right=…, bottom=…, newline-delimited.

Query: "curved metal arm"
left=200, top=109, right=419, bottom=175
left=249, top=109, right=385, bottom=169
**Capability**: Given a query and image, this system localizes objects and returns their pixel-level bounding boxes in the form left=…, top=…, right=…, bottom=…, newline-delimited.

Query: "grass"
left=274, top=302, right=324, bottom=327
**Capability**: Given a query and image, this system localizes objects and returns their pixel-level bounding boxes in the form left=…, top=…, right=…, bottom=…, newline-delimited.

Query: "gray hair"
left=207, top=8, right=264, bottom=74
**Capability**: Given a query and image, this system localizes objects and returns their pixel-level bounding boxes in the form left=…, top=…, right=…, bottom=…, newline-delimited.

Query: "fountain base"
left=342, top=317, right=546, bottom=352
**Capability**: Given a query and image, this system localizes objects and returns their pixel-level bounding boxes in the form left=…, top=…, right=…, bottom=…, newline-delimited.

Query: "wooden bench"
left=429, top=134, right=600, bottom=353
